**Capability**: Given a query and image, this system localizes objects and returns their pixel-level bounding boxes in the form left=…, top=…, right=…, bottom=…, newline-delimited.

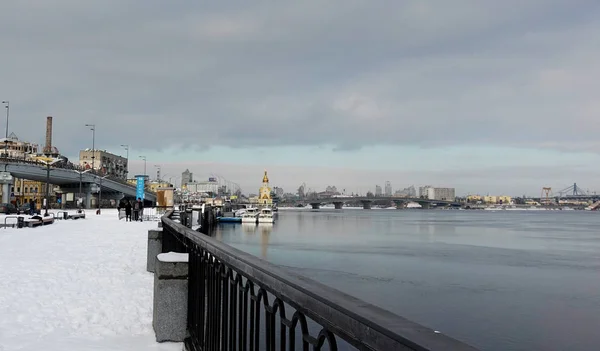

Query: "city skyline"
left=2, top=1, right=600, bottom=196
left=116, top=159, right=597, bottom=198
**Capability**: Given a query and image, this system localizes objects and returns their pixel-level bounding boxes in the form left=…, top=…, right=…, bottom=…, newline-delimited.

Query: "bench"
left=25, top=215, right=55, bottom=227
left=68, top=211, right=86, bottom=220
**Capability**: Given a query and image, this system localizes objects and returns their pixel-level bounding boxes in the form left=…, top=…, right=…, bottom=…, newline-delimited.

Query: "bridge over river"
left=1, top=158, right=156, bottom=207
left=287, top=196, right=460, bottom=209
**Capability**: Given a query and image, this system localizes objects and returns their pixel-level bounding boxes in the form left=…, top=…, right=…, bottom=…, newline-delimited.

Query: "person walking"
left=137, top=198, right=144, bottom=222
left=133, top=199, right=140, bottom=221
left=117, top=200, right=125, bottom=220
left=125, top=200, right=133, bottom=222
left=29, top=199, right=36, bottom=216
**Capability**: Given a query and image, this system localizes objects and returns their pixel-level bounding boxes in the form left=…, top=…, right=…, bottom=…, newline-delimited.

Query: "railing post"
left=186, top=209, right=193, bottom=228
left=153, top=252, right=189, bottom=342
left=147, top=228, right=163, bottom=273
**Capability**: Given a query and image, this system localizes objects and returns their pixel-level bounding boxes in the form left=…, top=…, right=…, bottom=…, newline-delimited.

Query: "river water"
left=212, top=209, right=600, bottom=351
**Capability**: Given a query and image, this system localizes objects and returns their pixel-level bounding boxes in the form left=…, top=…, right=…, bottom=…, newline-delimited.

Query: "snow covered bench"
left=25, top=215, right=55, bottom=227
left=68, top=211, right=86, bottom=220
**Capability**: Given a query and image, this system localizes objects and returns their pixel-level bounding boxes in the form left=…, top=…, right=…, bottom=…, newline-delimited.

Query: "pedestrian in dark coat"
left=133, top=198, right=140, bottom=221
left=125, top=200, right=133, bottom=222
left=137, top=198, right=144, bottom=222
left=29, top=199, right=36, bottom=216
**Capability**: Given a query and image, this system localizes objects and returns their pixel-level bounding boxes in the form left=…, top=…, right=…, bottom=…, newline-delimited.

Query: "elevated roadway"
left=1, top=159, right=156, bottom=204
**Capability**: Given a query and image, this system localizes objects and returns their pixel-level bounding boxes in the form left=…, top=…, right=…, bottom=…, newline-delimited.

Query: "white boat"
left=241, top=207, right=259, bottom=223
left=585, top=200, right=600, bottom=211
left=406, top=202, right=422, bottom=209
left=258, top=208, right=275, bottom=223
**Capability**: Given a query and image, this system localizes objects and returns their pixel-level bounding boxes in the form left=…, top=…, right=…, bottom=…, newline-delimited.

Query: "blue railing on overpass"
left=161, top=210, right=477, bottom=351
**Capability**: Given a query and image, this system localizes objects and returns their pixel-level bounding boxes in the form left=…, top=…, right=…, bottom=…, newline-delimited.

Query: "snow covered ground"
left=0, top=209, right=182, bottom=351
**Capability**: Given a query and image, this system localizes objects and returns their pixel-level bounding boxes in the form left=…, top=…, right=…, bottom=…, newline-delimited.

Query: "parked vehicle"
left=0, top=203, right=18, bottom=214
left=17, top=203, right=40, bottom=215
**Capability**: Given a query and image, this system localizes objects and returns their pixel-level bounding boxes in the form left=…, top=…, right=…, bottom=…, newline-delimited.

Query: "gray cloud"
left=1, top=1, right=600, bottom=156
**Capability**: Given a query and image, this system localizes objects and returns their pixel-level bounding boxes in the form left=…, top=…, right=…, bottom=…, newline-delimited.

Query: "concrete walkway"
left=0, top=209, right=181, bottom=351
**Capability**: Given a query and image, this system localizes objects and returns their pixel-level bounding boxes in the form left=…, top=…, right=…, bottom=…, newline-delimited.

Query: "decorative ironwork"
left=162, top=211, right=477, bottom=351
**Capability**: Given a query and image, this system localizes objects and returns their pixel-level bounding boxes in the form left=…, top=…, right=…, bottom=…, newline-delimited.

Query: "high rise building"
left=375, top=185, right=382, bottom=196
left=384, top=181, right=392, bottom=196
left=181, top=169, right=193, bottom=188
left=419, top=186, right=456, bottom=201
left=79, top=149, right=127, bottom=179
left=394, top=186, right=417, bottom=197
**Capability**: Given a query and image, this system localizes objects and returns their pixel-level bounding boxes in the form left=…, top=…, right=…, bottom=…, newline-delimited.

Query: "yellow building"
left=497, top=195, right=512, bottom=204
left=258, top=171, right=272, bottom=206
left=483, top=195, right=497, bottom=204
left=0, top=177, right=47, bottom=207
left=148, top=181, right=173, bottom=192
left=482, top=195, right=512, bottom=204
left=467, top=195, right=483, bottom=203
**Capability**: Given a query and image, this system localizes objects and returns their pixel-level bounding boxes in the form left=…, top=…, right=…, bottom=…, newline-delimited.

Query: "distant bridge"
left=1, top=158, right=156, bottom=206
left=288, top=196, right=460, bottom=209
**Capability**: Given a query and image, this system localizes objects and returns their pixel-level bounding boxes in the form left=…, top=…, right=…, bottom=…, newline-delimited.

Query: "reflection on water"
left=241, top=223, right=257, bottom=234
left=214, top=209, right=600, bottom=351
left=238, top=223, right=272, bottom=259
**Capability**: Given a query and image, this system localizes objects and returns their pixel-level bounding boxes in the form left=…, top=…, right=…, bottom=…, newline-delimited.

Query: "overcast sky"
left=2, top=1, right=600, bottom=196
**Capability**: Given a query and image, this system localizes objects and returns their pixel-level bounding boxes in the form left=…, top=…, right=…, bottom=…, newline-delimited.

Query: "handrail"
left=161, top=210, right=477, bottom=350
left=3, top=215, right=20, bottom=228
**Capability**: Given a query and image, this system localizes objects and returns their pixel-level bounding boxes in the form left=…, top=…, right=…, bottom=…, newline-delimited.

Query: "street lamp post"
left=85, top=124, right=95, bottom=171
left=2, top=101, right=8, bottom=157
left=45, top=163, right=50, bottom=216
left=139, top=156, right=147, bottom=177
left=120, top=144, right=129, bottom=178
left=40, top=157, right=60, bottom=216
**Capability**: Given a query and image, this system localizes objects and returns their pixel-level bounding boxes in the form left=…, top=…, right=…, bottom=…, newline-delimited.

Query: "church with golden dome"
left=258, top=170, right=273, bottom=206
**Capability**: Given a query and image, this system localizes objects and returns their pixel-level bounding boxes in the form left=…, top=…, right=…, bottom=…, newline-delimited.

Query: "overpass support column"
left=0, top=172, right=13, bottom=204
left=333, top=202, right=343, bottom=210
left=85, top=187, right=92, bottom=209
left=361, top=200, right=372, bottom=210
left=310, top=203, right=320, bottom=210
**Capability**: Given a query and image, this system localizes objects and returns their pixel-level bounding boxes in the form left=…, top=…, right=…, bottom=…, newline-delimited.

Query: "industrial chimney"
left=45, top=116, right=52, bottom=155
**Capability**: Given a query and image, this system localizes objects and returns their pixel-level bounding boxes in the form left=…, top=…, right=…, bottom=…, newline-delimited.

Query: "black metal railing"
left=161, top=211, right=477, bottom=351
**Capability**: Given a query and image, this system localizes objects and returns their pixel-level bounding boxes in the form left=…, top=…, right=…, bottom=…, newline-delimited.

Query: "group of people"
left=117, top=198, right=144, bottom=222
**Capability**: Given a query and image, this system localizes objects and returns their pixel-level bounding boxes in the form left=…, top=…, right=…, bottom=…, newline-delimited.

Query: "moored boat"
left=241, top=207, right=259, bottom=223
left=258, top=207, right=275, bottom=223
left=218, top=217, right=242, bottom=223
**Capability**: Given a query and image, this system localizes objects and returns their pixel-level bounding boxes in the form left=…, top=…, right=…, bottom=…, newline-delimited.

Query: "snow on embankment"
left=0, top=209, right=180, bottom=351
